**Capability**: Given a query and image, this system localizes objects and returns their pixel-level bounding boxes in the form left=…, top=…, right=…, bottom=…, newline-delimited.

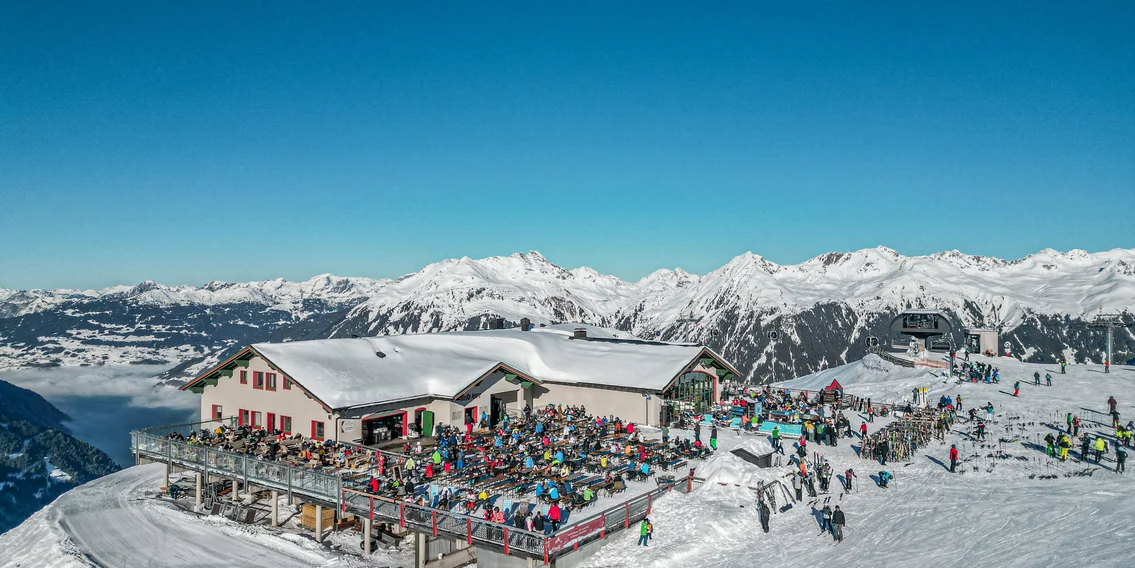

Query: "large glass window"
left=664, top=372, right=716, bottom=413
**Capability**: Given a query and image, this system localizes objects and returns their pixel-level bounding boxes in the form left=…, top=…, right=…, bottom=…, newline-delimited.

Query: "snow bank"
left=698, top=438, right=782, bottom=488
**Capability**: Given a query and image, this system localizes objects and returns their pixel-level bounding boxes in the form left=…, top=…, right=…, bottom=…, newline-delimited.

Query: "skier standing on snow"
left=879, top=438, right=889, bottom=466
left=1116, top=445, right=1128, bottom=474
left=831, top=506, right=846, bottom=542
left=1066, top=413, right=1073, bottom=433
left=1045, top=433, right=1056, bottom=457
left=860, top=422, right=868, bottom=439
left=1046, top=373, right=1052, bottom=387
left=1033, top=371, right=1041, bottom=386
left=820, top=504, right=833, bottom=535
left=949, top=444, right=959, bottom=473
left=792, top=471, right=803, bottom=501
left=1105, top=360, right=1110, bottom=374
left=1095, top=437, right=1107, bottom=464
left=956, top=394, right=963, bottom=411
left=976, top=419, right=986, bottom=440
left=1073, top=415, right=1081, bottom=437
left=1080, top=434, right=1092, bottom=462
left=1013, top=381, right=1020, bottom=397
left=1060, top=360, right=1067, bottom=374
left=771, top=426, right=783, bottom=454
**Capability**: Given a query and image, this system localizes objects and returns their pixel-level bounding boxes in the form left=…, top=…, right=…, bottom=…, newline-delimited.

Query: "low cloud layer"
left=0, top=364, right=197, bottom=411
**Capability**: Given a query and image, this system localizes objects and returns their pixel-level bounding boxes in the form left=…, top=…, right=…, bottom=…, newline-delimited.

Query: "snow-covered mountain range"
left=2, top=247, right=1133, bottom=382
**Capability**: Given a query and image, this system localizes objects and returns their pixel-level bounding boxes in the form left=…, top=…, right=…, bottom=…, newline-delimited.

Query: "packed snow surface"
left=582, top=357, right=1135, bottom=568
left=0, top=463, right=407, bottom=568
left=251, top=324, right=710, bottom=408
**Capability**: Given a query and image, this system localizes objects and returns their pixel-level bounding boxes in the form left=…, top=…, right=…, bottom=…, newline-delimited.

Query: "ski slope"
left=0, top=463, right=410, bottom=568
left=583, top=357, right=1134, bottom=568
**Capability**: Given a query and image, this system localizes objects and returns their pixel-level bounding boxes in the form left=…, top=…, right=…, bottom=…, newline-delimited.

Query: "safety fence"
left=132, top=424, right=681, bottom=563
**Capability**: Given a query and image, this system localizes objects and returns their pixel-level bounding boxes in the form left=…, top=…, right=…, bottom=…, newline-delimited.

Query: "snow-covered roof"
left=246, top=325, right=724, bottom=409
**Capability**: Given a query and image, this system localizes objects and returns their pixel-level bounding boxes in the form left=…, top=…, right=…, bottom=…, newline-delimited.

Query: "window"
left=253, top=371, right=265, bottom=390
left=211, top=405, right=223, bottom=421
left=283, top=377, right=292, bottom=390
left=280, top=416, right=292, bottom=434
left=239, top=370, right=248, bottom=384
left=252, top=411, right=262, bottom=428
left=266, top=373, right=277, bottom=391
left=311, top=420, right=325, bottom=440
left=239, top=409, right=249, bottom=426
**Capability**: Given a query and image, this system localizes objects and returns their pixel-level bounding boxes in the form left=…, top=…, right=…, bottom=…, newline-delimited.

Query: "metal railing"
left=132, top=423, right=684, bottom=562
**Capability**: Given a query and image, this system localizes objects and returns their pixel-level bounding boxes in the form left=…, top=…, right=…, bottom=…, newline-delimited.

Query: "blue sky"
left=1, top=2, right=1132, bottom=290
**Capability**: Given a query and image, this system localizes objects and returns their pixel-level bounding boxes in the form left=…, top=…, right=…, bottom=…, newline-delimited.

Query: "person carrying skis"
left=758, top=499, right=771, bottom=533
left=949, top=444, right=959, bottom=473
left=844, top=468, right=856, bottom=492
left=1013, top=381, right=1020, bottom=397
left=821, top=504, right=833, bottom=535
left=831, top=506, right=846, bottom=542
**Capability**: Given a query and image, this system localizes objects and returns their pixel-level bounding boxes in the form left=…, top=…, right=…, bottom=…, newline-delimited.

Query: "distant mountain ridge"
left=1, top=247, right=1133, bottom=382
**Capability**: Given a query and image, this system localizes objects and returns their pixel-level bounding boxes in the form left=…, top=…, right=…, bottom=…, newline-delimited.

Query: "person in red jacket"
left=547, top=503, right=562, bottom=532
left=860, top=422, right=868, bottom=438
left=949, top=444, right=959, bottom=473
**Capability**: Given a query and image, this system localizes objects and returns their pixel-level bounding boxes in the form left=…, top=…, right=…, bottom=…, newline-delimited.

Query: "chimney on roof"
left=520, top=317, right=531, bottom=331
left=573, top=327, right=587, bottom=339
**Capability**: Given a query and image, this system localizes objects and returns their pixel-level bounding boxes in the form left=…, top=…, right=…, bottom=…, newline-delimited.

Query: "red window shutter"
left=238, top=409, right=246, bottom=426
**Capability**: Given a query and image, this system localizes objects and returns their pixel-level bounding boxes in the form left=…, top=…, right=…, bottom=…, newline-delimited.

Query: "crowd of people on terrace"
left=355, top=404, right=711, bottom=533
left=168, top=404, right=713, bottom=535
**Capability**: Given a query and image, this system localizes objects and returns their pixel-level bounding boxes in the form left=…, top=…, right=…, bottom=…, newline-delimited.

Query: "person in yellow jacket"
left=1057, top=434, right=1070, bottom=461
left=1094, top=437, right=1107, bottom=464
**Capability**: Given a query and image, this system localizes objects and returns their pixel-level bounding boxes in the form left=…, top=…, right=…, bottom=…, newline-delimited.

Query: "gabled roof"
left=825, top=379, right=844, bottom=392
left=182, top=326, right=738, bottom=410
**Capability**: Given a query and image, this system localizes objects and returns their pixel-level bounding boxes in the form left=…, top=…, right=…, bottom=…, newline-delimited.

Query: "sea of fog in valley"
left=0, top=365, right=197, bottom=466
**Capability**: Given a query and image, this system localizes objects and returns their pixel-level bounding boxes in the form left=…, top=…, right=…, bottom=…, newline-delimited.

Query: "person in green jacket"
left=637, top=518, right=651, bottom=546
left=582, top=487, right=595, bottom=502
